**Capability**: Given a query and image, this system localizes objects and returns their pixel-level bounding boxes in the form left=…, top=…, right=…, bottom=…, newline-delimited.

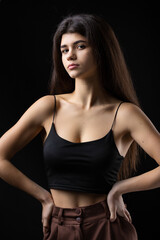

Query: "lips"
left=68, top=64, right=79, bottom=70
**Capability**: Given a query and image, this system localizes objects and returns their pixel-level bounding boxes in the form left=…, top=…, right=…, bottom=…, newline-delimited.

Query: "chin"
left=69, top=74, right=77, bottom=78
left=69, top=72, right=82, bottom=79
left=69, top=71, right=88, bottom=79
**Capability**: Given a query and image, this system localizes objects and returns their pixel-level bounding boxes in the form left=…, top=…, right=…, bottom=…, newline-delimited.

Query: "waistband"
left=52, top=199, right=110, bottom=225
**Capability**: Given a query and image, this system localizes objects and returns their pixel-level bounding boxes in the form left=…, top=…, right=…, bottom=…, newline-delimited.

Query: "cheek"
left=62, top=57, right=68, bottom=71
left=61, top=57, right=65, bottom=67
left=83, top=54, right=96, bottom=70
left=82, top=51, right=96, bottom=65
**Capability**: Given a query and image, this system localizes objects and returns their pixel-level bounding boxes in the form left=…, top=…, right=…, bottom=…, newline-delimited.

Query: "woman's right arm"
left=0, top=95, right=55, bottom=233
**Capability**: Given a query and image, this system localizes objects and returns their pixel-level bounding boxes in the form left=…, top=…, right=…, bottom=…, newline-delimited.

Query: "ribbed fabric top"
left=43, top=96, right=124, bottom=194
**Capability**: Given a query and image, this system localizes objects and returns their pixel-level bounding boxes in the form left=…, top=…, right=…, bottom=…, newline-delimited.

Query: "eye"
left=61, top=49, right=68, bottom=54
left=77, top=44, right=86, bottom=50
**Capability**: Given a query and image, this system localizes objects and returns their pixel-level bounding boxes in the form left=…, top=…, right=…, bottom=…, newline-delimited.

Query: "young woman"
left=0, top=14, right=160, bottom=240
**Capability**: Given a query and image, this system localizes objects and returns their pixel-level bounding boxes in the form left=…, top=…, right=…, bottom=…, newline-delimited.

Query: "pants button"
left=75, top=208, right=81, bottom=214
left=76, top=217, right=81, bottom=223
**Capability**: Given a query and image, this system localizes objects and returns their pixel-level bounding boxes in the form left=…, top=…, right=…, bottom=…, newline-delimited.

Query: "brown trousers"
left=44, top=199, right=138, bottom=240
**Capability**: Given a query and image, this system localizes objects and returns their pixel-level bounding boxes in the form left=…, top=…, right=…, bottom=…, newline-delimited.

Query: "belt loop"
left=58, top=208, right=63, bottom=225
left=101, top=200, right=110, bottom=219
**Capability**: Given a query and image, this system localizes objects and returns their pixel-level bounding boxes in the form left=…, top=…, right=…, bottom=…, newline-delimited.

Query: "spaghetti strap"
left=111, top=101, right=124, bottom=129
left=53, top=95, right=56, bottom=123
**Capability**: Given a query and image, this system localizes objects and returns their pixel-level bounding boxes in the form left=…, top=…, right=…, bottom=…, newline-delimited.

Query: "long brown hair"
left=49, top=13, right=141, bottom=180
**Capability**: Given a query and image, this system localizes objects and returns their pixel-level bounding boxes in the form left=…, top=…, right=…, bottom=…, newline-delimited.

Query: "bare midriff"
left=50, top=189, right=107, bottom=208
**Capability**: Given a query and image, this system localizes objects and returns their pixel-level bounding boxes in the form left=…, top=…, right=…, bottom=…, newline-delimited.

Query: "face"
left=60, top=33, right=98, bottom=79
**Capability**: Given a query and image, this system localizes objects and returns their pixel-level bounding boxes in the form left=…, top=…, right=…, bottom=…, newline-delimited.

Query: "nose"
left=67, top=49, right=77, bottom=61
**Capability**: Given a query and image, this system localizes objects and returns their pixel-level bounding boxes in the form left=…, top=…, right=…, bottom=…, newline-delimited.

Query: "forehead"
left=60, top=33, right=87, bottom=45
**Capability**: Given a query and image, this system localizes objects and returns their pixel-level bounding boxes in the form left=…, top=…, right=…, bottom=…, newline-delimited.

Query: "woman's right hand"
left=41, top=196, right=54, bottom=236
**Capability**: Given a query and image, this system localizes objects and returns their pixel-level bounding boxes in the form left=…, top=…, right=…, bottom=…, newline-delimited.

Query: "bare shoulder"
left=118, top=102, right=156, bottom=134
left=0, top=95, right=56, bottom=158
left=118, top=102, right=160, bottom=162
left=26, top=95, right=56, bottom=125
left=119, top=102, right=148, bottom=121
left=33, top=95, right=55, bottom=108
left=118, top=102, right=145, bottom=123
left=119, top=102, right=142, bottom=116
left=12, top=95, right=56, bottom=129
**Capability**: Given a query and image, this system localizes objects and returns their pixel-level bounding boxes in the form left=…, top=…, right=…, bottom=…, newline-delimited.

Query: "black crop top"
left=43, top=95, right=124, bottom=194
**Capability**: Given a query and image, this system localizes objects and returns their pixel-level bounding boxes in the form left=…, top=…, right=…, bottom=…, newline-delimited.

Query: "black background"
left=0, top=1, right=160, bottom=239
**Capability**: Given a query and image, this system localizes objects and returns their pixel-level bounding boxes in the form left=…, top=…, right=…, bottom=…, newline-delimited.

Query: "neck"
left=71, top=76, right=111, bottom=110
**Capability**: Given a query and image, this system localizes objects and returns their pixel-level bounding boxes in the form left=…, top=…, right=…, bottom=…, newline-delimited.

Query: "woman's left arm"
left=107, top=103, right=160, bottom=221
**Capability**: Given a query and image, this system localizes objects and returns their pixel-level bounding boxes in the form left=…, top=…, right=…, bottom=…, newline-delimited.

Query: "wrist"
left=107, top=182, right=123, bottom=207
left=38, top=189, right=54, bottom=205
left=110, top=181, right=124, bottom=196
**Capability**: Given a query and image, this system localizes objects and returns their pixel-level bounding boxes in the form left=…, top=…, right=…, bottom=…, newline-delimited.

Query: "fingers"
left=42, top=218, right=50, bottom=235
left=124, top=209, right=132, bottom=223
left=118, top=207, right=132, bottom=223
left=123, top=203, right=132, bottom=223
left=109, top=203, right=132, bottom=223
left=41, top=200, right=54, bottom=235
left=109, top=207, right=117, bottom=222
left=107, top=200, right=117, bottom=222
left=43, top=226, right=49, bottom=235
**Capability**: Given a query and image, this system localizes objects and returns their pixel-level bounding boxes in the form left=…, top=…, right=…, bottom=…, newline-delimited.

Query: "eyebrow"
left=60, top=40, right=87, bottom=49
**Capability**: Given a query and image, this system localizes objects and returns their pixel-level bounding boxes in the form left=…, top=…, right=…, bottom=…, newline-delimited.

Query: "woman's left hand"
left=107, top=185, right=132, bottom=223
